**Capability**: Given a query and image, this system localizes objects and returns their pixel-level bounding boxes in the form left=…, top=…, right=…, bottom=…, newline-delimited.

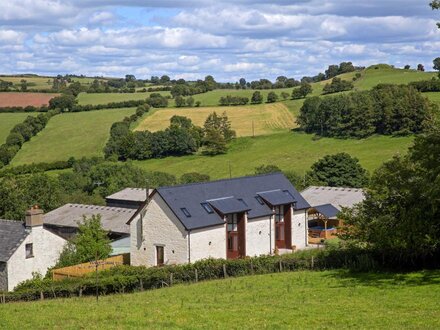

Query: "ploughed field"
left=135, top=102, right=296, bottom=137
left=0, top=92, right=58, bottom=107
left=1, top=270, right=439, bottom=329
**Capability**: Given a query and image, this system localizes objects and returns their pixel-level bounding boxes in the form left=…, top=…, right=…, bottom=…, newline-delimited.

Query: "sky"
left=0, top=0, right=439, bottom=81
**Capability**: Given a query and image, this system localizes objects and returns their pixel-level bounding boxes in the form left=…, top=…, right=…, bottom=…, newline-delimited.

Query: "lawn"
left=1, top=270, right=439, bottom=329
left=11, top=108, right=136, bottom=165
left=77, top=91, right=171, bottom=106
left=0, top=113, right=36, bottom=144
left=133, top=131, right=414, bottom=179
left=135, top=102, right=295, bottom=137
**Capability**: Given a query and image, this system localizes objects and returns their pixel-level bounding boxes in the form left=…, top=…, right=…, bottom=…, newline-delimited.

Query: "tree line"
left=297, top=84, right=434, bottom=138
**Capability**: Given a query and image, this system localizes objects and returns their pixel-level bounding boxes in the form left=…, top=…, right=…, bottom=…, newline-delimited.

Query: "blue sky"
left=0, top=0, right=439, bottom=81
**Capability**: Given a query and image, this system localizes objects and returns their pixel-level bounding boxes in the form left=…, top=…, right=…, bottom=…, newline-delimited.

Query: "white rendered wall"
left=130, top=194, right=188, bottom=267
left=7, top=226, right=66, bottom=291
left=291, top=209, right=308, bottom=249
left=246, top=216, right=272, bottom=256
left=190, top=224, right=226, bottom=262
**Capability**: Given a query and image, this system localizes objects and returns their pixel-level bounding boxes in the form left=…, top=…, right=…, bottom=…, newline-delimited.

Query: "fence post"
left=195, top=269, right=198, bottom=283
left=250, top=261, right=254, bottom=274
left=279, top=260, right=283, bottom=272
left=311, top=256, right=315, bottom=269
left=223, top=264, right=227, bottom=278
left=1, top=292, right=4, bottom=304
left=140, top=278, right=144, bottom=291
left=40, top=291, right=44, bottom=301
left=169, top=273, right=173, bottom=286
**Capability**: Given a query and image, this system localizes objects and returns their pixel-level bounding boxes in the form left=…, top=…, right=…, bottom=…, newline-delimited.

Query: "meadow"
left=133, top=131, right=413, bottom=179
left=135, top=102, right=296, bottom=137
left=11, top=108, right=136, bottom=165
left=1, top=270, right=439, bottom=329
left=0, top=113, right=36, bottom=144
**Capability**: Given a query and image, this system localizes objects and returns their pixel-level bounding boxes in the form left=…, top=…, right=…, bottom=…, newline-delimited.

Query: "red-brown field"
left=0, top=92, right=59, bottom=107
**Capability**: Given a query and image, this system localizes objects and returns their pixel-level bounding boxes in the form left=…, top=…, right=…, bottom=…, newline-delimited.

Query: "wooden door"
left=227, top=213, right=246, bottom=259
left=156, top=246, right=164, bottom=266
left=275, top=205, right=286, bottom=249
left=284, top=204, right=292, bottom=248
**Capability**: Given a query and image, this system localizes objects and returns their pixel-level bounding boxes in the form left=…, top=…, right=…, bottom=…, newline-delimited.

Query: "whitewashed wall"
left=190, top=224, right=226, bottom=262
left=130, top=194, right=188, bottom=267
left=7, top=226, right=65, bottom=291
left=291, top=209, right=308, bottom=249
left=246, top=216, right=272, bottom=256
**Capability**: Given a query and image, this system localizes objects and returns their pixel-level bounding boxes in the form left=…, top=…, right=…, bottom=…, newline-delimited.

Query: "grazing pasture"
left=77, top=91, right=171, bottom=106
left=11, top=108, right=136, bottom=165
left=0, top=92, right=58, bottom=107
left=135, top=103, right=295, bottom=137
left=134, top=131, right=413, bottom=179
left=0, top=113, right=36, bottom=144
left=0, top=75, right=54, bottom=90
left=1, top=270, right=439, bottom=329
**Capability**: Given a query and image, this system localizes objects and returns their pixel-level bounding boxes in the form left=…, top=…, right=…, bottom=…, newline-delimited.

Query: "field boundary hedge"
left=0, top=247, right=383, bottom=304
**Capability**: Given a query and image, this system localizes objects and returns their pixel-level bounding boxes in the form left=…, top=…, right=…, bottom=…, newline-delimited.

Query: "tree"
left=125, top=74, right=136, bottom=82
left=325, top=65, right=340, bottom=79
left=292, top=82, right=312, bottom=99
left=281, top=91, right=290, bottom=100
left=56, top=215, right=111, bottom=267
left=239, top=78, right=247, bottom=89
left=175, top=95, right=186, bottom=107
left=307, top=153, right=369, bottom=188
left=251, top=91, right=263, bottom=104
left=417, top=64, right=425, bottom=71
left=404, top=65, right=411, bottom=70
left=340, top=130, right=440, bottom=264
left=160, top=75, right=170, bottom=84
left=266, top=91, right=278, bottom=103
left=48, top=94, right=77, bottom=112
left=433, top=57, right=440, bottom=77
left=204, top=111, right=236, bottom=142
left=186, top=96, right=195, bottom=107
left=202, top=128, right=227, bottom=155
left=431, top=0, right=440, bottom=28
left=20, top=79, right=27, bottom=92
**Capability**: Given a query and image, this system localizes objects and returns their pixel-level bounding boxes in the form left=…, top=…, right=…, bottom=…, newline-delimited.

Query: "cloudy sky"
left=1, top=0, right=439, bottom=81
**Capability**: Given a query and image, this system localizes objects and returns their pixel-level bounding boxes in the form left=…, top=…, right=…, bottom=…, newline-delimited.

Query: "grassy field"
left=77, top=91, right=171, bottom=105
left=135, top=102, right=295, bottom=137
left=11, top=108, right=136, bottom=165
left=0, top=113, right=36, bottom=144
left=133, top=131, right=413, bottom=179
left=0, top=75, right=54, bottom=90
left=1, top=270, right=439, bottom=329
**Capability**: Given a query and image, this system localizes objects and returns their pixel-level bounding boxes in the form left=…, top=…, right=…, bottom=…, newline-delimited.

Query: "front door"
left=156, top=246, right=164, bottom=266
left=227, top=213, right=245, bottom=259
left=275, top=205, right=285, bottom=249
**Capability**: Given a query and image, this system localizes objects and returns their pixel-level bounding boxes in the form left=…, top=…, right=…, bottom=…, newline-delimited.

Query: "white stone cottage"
left=0, top=207, right=66, bottom=292
left=128, top=173, right=311, bottom=267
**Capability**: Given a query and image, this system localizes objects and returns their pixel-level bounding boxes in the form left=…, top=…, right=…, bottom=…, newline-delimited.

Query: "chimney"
left=25, top=205, right=44, bottom=228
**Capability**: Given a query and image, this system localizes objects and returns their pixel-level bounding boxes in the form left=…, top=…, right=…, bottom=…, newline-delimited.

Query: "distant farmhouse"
left=301, top=186, right=365, bottom=241
left=0, top=207, right=66, bottom=291
left=128, top=173, right=311, bottom=267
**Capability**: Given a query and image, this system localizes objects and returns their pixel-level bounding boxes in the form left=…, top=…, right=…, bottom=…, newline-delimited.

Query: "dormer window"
left=201, top=203, right=214, bottom=214
left=181, top=208, right=191, bottom=217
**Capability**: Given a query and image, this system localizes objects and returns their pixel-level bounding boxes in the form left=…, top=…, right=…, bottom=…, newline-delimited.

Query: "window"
left=156, top=246, right=164, bottom=266
left=227, top=214, right=238, bottom=232
left=201, top=202, right=214, bottom=214
left=255, top=196, right=264, bottom=205
left=25, top=243, right=34, bottom=259
left=181, top=208, right=191, bottom=217
left=275, top=205, right=284, bottom=223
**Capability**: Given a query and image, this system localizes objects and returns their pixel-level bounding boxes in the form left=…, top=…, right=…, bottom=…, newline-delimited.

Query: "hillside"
left=0, top=113, right=36, bottom=144
left=1, top=270, right=439, bottom=329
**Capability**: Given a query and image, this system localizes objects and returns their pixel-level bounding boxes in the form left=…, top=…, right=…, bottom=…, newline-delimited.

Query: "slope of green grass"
left=133, top=131, right=413, bottom=179
left=0, top=113, right=36, bottom=144
left=2, top=270, right=439, bottom=329
left=11, top=108, right=136, bottom=165
left=77, top=91, right=171, bottom=106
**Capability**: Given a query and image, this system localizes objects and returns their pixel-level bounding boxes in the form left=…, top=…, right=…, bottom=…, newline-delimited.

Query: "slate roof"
left=301, top=186, right=365, bottom=209
left=44, top=204, right=135, bottom=234
left=154, top=173, right=310, bottom=231
left=106, top=188, right=149, bottom=203
left=0, top=219, right=29, bottom=262
left=258, top=189, right=296, bottom=206
left=207, top=197, right=251, bottom=215
left=313, top=204, right=340, bottom=219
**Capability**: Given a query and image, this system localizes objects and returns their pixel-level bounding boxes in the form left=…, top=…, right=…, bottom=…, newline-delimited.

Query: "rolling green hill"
left=11, top=108, right=136, bottom=165
left=133, top=131, right=413, bottom=179
left=2, top=270, right=439, bottom=329
left=0, top=113, right=36, bottom=144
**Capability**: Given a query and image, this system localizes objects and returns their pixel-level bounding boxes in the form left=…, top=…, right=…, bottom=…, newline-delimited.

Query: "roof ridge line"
left=158, top=172, right=285, bottom=190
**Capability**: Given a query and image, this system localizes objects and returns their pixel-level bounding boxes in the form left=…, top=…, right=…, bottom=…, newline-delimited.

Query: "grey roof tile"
left=313, top=204, right=340, bottom=219
left=106, top=188, right=150, bottom=203
left=0, top=219, right=29, bottom=262
left=301, top=186, right=365, bottom=209
left=156, top=173, right=310, bottom=230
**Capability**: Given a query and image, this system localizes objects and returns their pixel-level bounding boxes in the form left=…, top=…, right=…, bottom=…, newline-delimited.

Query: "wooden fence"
left=52, top=254, right=130, bottom=281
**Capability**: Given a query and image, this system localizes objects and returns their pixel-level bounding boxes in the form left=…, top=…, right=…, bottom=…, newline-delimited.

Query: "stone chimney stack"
left=25, top=205, right=44, bottom=228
